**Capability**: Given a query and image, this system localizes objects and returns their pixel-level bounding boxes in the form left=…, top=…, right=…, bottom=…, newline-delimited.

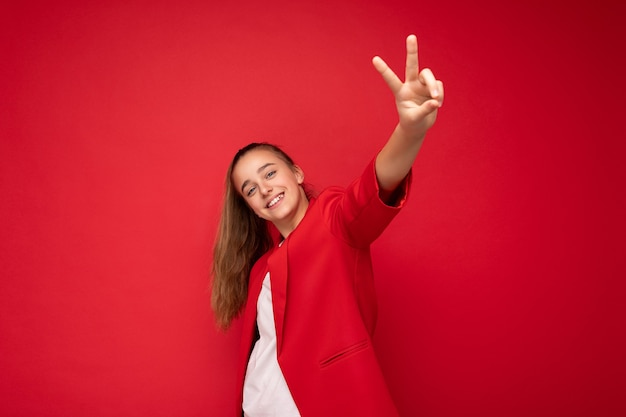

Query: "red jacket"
left=235, top=159, right=411, bottom=417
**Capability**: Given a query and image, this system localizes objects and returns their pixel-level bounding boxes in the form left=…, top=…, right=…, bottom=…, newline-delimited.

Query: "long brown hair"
left=211, top=143, right=304, bottom=330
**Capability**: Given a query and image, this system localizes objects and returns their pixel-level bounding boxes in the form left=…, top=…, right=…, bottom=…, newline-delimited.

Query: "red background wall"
left=1, top=1, right=624, bottom=416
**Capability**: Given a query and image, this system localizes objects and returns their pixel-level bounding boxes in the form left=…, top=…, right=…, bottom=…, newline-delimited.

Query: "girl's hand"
left=372, top=35, right=444, bottom=139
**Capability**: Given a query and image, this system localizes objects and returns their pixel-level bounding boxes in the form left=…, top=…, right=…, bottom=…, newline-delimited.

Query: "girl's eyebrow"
left=240, top=163, right=276, bottom=193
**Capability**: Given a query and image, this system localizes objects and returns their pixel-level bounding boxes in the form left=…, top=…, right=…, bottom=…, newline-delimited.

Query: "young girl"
left=212, top=35, right=444, bottom=417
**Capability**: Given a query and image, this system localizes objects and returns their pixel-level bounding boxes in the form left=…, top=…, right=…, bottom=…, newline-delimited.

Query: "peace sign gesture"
left=372, top=35, right=444, bottom=138
left=373, top=35, right=444, bottom=198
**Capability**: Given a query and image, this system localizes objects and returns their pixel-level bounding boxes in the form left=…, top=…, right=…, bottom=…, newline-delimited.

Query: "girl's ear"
left=294, top=165, right=305, bottom=184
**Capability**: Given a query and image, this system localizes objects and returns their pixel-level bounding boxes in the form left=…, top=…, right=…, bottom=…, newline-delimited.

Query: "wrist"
left=395, top=123, right=426, bottom=143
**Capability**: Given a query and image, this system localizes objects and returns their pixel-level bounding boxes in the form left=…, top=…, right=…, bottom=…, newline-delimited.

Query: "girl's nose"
left=260, top=182, right=273, bottom=195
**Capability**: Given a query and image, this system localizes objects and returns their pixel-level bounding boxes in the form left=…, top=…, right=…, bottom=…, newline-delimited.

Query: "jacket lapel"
left=268, top=241, right=288, bottom=354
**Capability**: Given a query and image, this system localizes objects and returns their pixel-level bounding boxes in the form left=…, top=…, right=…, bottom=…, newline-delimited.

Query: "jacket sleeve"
left=318, top=158, right=412, bottom=248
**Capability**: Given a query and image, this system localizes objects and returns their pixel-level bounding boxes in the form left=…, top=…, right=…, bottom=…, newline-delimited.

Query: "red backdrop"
left=1, top=1, right=624, bottom=416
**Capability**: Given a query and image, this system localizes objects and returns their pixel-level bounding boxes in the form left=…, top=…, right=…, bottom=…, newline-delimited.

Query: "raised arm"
left=373, top=35, right=444, bottom=200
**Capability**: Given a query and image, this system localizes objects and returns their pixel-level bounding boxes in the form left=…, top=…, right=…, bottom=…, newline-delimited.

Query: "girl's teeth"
left=268, top=193, right=283, bottom=208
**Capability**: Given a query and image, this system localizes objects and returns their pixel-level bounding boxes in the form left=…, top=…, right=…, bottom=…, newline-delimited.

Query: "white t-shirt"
left=243, top=272, right=301, bottom=417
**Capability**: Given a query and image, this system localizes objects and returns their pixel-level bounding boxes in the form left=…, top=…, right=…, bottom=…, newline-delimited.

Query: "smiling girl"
left=211, top=35, right=444, bottom=417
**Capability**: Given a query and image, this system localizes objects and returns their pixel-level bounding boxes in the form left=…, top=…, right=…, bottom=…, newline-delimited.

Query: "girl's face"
left=231, top=148, right=308, bottom=237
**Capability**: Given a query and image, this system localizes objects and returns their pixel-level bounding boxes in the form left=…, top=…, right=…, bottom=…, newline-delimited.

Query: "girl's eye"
left=246, top=186, right=256, bottom=197
left=266, top=170, right=276, bottom=179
